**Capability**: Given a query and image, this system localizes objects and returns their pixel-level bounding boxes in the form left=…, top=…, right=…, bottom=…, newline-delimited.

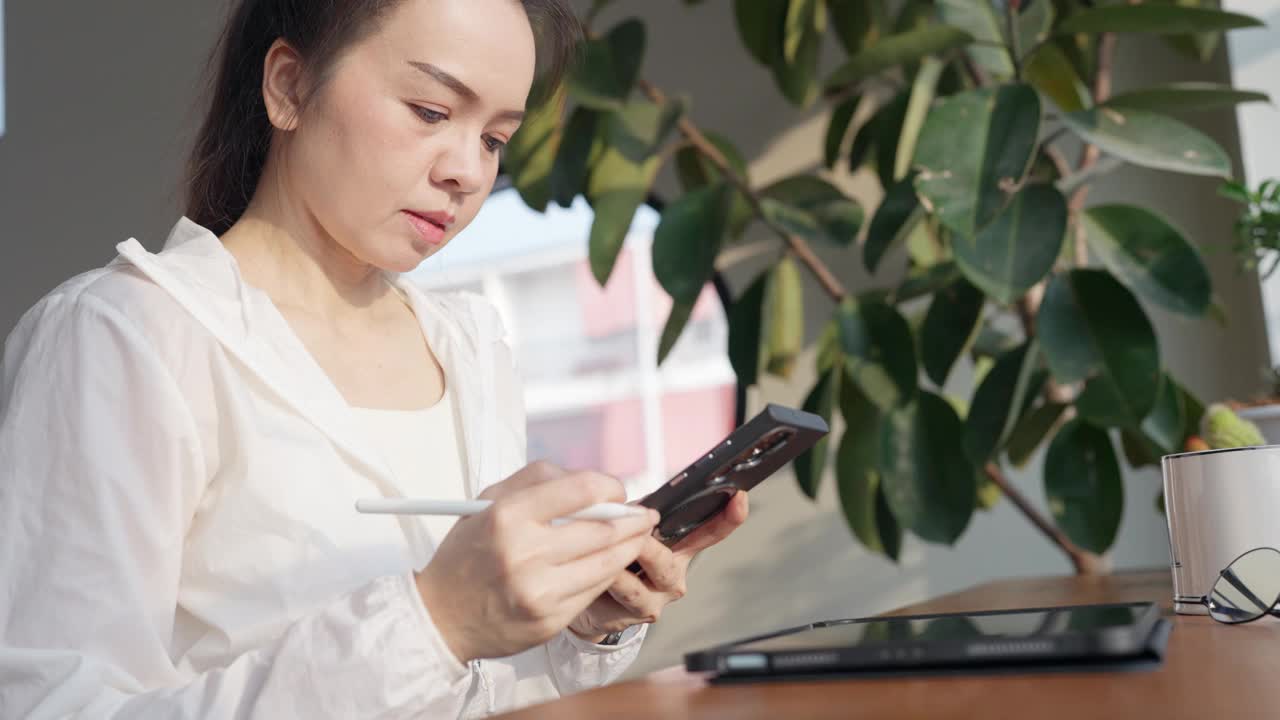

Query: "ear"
left=262, top=38, right=305, bottom=131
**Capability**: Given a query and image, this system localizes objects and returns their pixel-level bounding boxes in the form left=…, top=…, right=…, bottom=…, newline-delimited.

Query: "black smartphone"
left=631, top=403, right=829, bottom=553
left=685, top=602, right=1168, bottom=680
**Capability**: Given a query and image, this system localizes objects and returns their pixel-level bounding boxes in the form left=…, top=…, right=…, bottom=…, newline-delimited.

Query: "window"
left=408, top=190, right=737, bottom=498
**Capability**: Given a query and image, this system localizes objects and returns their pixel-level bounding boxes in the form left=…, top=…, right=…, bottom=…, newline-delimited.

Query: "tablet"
left=685, top=602, right=1167, bottom=680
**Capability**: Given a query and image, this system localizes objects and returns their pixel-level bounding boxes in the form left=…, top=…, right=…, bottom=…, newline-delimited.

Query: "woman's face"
left=276, top=0, right=536, bottom=273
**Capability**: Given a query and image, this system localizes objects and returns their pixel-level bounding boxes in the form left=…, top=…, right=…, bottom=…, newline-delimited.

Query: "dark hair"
left=186, top=0, right=579, bottom=236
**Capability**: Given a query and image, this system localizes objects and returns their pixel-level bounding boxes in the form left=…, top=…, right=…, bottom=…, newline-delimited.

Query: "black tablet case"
left=694, top=616, right=1172, bottom=685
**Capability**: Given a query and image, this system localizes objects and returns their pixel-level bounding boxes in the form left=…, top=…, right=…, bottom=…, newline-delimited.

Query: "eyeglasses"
left=1190, top=547, right=1280, bottom=624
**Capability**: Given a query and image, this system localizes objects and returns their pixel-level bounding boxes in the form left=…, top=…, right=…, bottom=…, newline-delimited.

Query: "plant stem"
left=635, top=78, right=850, bottom=301
left=1058, top=155, right=1125, bottom=196
left=983, top=462, right=1107, bottom=575
left=1042, top=145, right=1072, bottom=182
left=1015, top=291, right=1039, bottom=337
left=1005, top=2, right=1023, bottom=80
left=1068, top=32, right=1117, bottom=267
left=657, top=138, right=691, bottom=164
left=959, top=54, right=988, bottom=90
left=975, top=33, right=1123, bottom=576
left=1018, top=289, right=1077, bottom=405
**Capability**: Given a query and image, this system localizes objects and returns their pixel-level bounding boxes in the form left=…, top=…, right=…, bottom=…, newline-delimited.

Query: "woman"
left=0, top=0, right=748, bottom=717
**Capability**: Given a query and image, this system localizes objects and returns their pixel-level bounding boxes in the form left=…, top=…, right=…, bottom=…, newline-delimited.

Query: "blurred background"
left=2, top=0, right=1279, bottom=679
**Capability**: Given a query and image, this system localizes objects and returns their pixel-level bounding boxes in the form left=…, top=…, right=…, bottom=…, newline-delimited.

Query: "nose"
left=429, top=129, right=488, bottom=196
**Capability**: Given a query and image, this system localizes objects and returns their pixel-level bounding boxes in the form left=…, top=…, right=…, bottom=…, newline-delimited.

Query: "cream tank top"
left=349, top=385, right=470, bottom=549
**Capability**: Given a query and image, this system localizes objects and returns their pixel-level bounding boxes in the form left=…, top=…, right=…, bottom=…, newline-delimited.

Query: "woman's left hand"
left=567, top=491, right=749, bottom=642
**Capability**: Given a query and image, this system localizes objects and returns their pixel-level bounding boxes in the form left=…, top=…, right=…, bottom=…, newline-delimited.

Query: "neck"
left=220, top=168, right=394, bottom=319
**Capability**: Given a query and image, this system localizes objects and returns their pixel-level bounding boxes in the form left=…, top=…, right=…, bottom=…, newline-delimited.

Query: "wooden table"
left=497, top=571, right=1280, bottom=719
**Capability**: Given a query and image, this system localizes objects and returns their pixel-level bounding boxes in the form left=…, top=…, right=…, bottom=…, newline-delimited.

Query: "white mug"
left=1163, top=445, right=1280, bottom=615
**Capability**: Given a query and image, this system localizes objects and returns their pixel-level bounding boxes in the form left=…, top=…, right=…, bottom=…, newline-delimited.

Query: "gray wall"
left=1, top=0, right=1269, bottom=681
left=0, top=1, right=227, bottom=334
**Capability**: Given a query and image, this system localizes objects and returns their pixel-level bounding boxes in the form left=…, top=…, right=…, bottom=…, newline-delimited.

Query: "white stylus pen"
left=354, top=498, right=648, bottom=524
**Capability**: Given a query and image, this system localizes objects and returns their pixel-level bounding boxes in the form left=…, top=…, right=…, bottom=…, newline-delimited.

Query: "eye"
left=411, top=105, right=447, bottom=124
left=483, top=135, right=506, bottom=154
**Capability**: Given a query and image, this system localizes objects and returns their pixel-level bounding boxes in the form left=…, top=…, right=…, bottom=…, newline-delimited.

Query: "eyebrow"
left=407, top=61, right=526, bottom=122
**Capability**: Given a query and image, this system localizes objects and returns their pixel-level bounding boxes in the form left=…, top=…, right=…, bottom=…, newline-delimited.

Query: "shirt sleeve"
left=0, top=293, right=471, bottom=719
left=543, top=624, right=649, bottom=693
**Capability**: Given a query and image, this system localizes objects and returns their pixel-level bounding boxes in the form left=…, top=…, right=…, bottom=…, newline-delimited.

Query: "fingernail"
left=649, top=509, right=661, bottom=524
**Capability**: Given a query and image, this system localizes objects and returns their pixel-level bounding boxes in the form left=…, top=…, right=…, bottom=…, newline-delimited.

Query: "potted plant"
left=503, top=0, right=1270, bottom=574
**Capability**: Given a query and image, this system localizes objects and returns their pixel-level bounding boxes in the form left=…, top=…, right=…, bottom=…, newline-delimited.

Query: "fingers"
left=631, top=536, right=684, bottom=597
left=603, top=537, right=686, bottom=623
left=478, top=460, right=566, bottom=501
left=551, top=532, right=650, bottom=600
left=605, top=570, right=664, bottom=623
left=543, top=511, right=660, bottom=565
left=506, top=469, right=628, bottom=524
left=562, top=538, right=688, bottom=632
left=558, top=579, right=627, bottom=636
left=672, top=490, right=749, bottom=558
left=599, top=548, right=687, bottom=625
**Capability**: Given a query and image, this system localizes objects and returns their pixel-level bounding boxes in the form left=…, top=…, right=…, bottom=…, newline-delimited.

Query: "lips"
left=403, top=209, right=454, bottom=247
left=407, top=209, right=455, bottom=228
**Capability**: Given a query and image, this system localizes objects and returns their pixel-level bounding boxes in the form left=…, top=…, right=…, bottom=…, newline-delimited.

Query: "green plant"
left=1203, top=403, right=1265, bottom=449
left=1220, top=178, right=1280, bottom=278
left=502, top=0, right=1269, bottom=574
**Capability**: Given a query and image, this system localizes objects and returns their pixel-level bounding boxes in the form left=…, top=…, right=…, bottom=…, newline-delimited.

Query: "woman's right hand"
left=414, top=461, right=659, bottom=663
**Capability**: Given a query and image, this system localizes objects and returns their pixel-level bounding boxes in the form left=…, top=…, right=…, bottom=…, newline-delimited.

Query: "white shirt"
left=349, top=387, right=468, bottom=548
left=0, top=218, right=651, bottom=719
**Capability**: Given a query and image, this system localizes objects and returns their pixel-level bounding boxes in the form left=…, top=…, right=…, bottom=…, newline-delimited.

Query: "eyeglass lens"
left=1208, top=547, right=1280, bottom=624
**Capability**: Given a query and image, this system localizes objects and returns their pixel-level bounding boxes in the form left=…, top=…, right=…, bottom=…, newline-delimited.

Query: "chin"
left=383, top=254, right=426, bottom=274
left=388, top=242, right=444, bottom=273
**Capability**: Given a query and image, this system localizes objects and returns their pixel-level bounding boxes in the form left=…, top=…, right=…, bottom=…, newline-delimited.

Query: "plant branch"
left=983, top=463, right=1107, bottom=575
left=959, top=53, right=988, bottom=90
left=1005, top=2, right=1023, bottom=80
left=1018, top=37, right=1052, bottom=64
left=635, top=77, right=850, bottom=301
left=1058, top=155, right=1125, bottom=196
left=658, top=138, right=691, bottom=164
left=1043, top=144, right=1073, bottom=183
left=1068, top=32, right=1117, bottom=267
left=1015, top=291, right=1039, bottom=338
left=1018, top=286, right=1077, bottom=405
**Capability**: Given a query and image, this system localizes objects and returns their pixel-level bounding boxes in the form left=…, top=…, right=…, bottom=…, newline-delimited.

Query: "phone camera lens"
left=732, top=452, right=764, bottom=473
